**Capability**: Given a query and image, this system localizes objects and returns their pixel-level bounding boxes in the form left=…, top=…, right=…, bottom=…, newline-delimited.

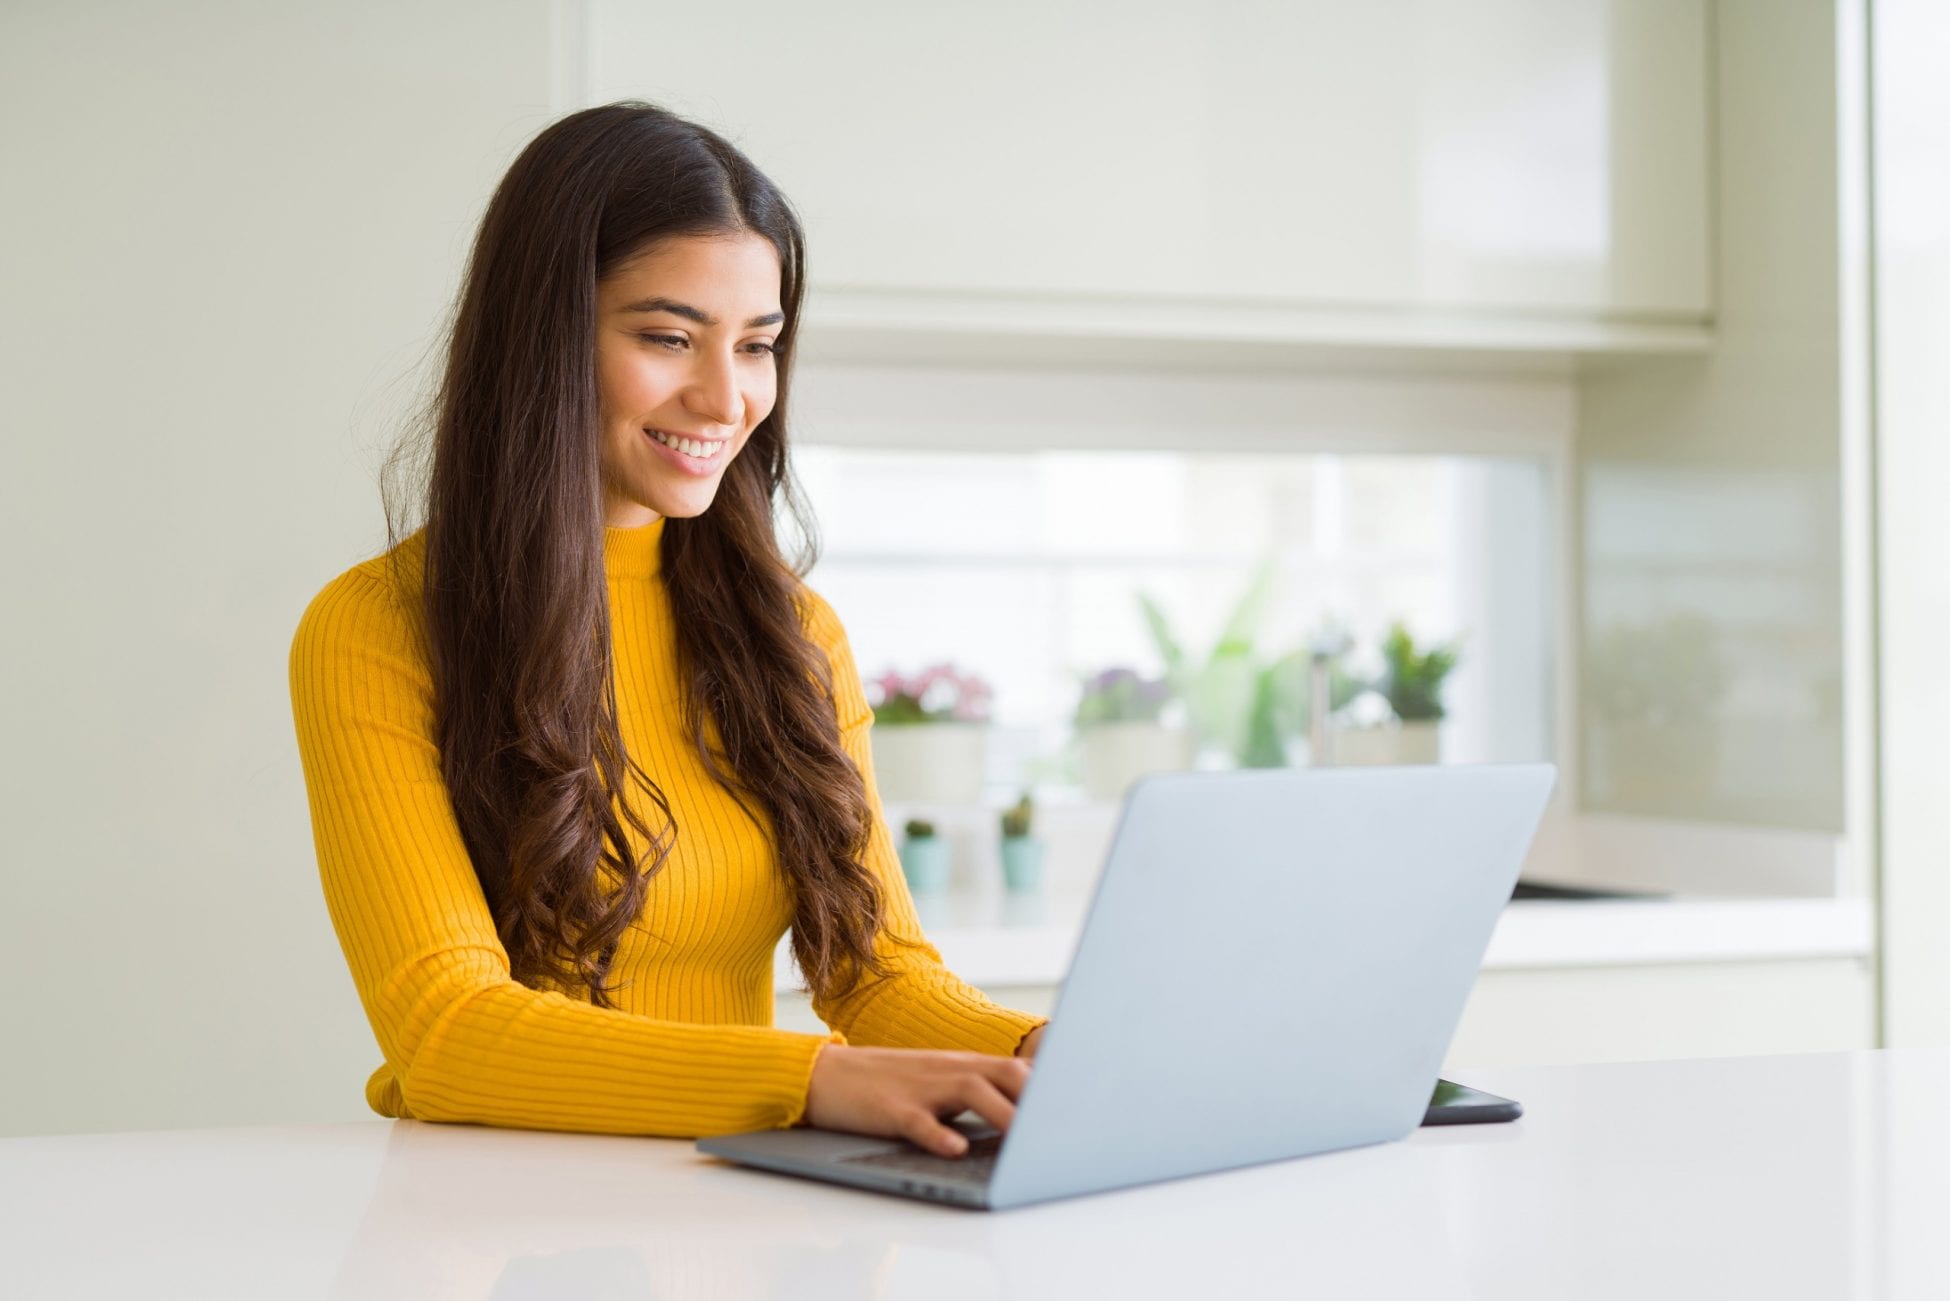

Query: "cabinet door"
left=589, top=0, right=1707, bottom=317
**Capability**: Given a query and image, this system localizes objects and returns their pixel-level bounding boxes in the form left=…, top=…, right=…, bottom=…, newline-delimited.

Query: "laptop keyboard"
left=840, top=1132, right=1004, bottom=1184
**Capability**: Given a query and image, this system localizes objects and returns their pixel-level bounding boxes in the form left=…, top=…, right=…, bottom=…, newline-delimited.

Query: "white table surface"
left=7, top=1049, right=1950, bottom=1300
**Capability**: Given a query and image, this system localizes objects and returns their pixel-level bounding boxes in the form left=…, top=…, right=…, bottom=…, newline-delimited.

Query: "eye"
left=743, top=341, right=779, bottom=356
left=636, top=333, right=686, bottom=350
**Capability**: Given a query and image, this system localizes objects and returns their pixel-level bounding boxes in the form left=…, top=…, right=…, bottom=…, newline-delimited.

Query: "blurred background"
left=3, top=0, right=1948, bottom=1137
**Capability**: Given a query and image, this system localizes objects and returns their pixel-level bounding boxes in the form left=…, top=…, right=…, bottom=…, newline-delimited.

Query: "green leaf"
left=1138, top=561, right=1293, bottom=760
left=1190, top=651, right=1256, bottom=757
left=1241, top=662, right=1288, bottom=768
left=1213, top=557, right=1276, bottom=656
left=1138, top=592, right=1185, bottom=683
left=1378, top=622, right=1462, bottom=722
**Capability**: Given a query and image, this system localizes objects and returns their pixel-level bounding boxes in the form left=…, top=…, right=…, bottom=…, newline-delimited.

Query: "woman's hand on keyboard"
left=804, top=1045, right=1031, bottom=1158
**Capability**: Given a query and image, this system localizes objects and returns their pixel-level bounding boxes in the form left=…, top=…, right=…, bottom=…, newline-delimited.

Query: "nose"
left=681, top=346, right=742, bottom=430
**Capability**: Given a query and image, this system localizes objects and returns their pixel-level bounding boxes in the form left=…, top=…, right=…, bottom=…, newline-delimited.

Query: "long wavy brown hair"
left=379, top=101, right=915, bottom=1009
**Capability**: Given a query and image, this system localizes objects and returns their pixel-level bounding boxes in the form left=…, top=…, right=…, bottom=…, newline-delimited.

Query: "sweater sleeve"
left=798, top=589, right=1051, bottom=1057
left=289, top=567, right=843, bottom=1137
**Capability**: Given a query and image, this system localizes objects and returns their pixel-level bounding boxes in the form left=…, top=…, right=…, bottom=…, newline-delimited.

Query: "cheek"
left=598, top=349, right=668, bottom=419
left=599, top=423, right=636, bottom=484
left=745, top=375, right=779, bottom=427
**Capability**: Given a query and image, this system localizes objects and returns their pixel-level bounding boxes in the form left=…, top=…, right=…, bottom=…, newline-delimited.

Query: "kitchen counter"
left=7, top=1049, right=1948, bottom=1299
left=776, top=892, right=1874, bottom=990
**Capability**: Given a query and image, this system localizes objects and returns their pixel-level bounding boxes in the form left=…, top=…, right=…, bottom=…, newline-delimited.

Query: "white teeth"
left=649, top=429, right=721, bottom=459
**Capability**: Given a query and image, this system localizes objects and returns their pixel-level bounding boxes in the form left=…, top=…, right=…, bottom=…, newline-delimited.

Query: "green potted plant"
left=1138, top=559, right=1278, bottom=767
left=1239, top=648, right=1333, bottom=769
left=1335, top=623, right=1461, bottom=766
left=1141, top=562, right=1354, bottom=770
left=1071, top=666, right=1194, bottom=798
left=898, top=818, right=950, bottom=894
left=867, top=663, right=994, bottom=804
left=997, top=792, right=1043, bottom=892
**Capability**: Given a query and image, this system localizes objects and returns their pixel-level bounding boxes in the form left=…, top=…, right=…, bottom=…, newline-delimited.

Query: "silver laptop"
left=698, top=763, right=1555, bottom=1210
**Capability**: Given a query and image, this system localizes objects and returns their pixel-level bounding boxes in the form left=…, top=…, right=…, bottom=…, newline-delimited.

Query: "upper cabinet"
left=586, top=0, right=1709, bottom=346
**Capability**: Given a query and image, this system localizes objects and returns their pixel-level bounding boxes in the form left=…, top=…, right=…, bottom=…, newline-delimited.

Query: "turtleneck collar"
left=603, top=515, right=667, bottom=579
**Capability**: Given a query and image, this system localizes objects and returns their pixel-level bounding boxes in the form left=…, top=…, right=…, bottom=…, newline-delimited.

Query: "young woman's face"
left=594, top=231, right=784, bottom=527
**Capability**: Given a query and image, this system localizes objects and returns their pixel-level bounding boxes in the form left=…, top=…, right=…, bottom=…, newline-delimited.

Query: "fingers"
left=804, top=1044, right=1037, bottom=1159
left=899, top=1061, right=1029, bottom=1158
left=982, top=1053, right=1033, bottom=1103
left=951, top=1075, right=1018, bottom=1136
left=927, top=1064, right=1029, bottom=1158
left=902, top=1108, right=971, bottom=1157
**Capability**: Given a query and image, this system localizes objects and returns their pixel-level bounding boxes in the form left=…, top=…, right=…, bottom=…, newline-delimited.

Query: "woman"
left=289, top=101, right=1045, bottom=1160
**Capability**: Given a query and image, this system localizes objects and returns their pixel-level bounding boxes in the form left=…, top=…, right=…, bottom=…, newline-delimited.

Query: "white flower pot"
left=1330, top=720, right=1442, bottom=767
left=869, top=723, right=988, bottom=804
left=1077, top=722, right=1197, bottom=800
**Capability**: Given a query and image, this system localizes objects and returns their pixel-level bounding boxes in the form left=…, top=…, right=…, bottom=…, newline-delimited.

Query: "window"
left=790, top=445, right=1554, bottom=796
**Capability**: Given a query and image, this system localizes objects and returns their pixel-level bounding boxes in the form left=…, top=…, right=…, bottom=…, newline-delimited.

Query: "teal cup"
left=899, top=835, right=951, bottom=894
left=999, top=836, right=1044, bottom=892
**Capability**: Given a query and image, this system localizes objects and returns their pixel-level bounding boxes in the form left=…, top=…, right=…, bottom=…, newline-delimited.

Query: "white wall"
left=0, top=1, right=562, bottom=1136
left=1873, top=0, right=1950, bottom=1047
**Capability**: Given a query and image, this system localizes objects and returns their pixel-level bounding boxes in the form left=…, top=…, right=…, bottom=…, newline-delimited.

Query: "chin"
left=642, top=483, right=725, bottom=520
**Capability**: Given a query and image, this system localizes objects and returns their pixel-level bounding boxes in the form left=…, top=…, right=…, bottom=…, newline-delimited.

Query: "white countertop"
left=778, top=893, right=1876, bottom=990
left=7, top=1048, right=1949, bottom=1299
left=782, top=802, right=1873, bottom=990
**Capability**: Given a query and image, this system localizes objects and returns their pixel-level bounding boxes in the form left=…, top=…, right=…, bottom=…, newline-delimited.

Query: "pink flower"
left=869, top=661, right=995, bottom=722
left=952, top=672, right=994, bottom=722
left=869, top=668, right=912, bottom=708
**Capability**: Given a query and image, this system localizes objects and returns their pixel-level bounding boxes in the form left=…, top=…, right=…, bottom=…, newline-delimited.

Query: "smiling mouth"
left=646, top=428, right=727, bottom=459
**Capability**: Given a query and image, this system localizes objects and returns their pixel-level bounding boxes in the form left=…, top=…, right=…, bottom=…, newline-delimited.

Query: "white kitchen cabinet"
left=1445, top=957, right=1875, bottom=1069
left=585, top=0, right=1709, bottom=327
left=773, top=890, right=1877, bottom=1070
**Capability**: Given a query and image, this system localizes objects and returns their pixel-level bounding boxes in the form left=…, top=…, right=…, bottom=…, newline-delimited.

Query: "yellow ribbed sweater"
left=288, top=516, right=1045, bottom=1137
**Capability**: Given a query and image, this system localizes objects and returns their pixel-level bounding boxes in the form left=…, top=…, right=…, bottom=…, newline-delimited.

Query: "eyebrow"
left=619, top=296, right=785, bottom=329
